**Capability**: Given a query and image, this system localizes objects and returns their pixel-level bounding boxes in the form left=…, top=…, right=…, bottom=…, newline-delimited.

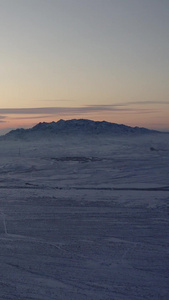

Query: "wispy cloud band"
left=0, top=104, right=159, bottom=116
left=0, top=116, right=6, bottom=123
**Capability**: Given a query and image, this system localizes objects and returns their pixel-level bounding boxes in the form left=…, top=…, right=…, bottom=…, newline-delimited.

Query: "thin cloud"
left=10, top=115, right=53, bottom=120
left=0, top=116, right=6, bottom=122
left=38, top=99, right=72, bottom=102
left=118, top=101, right=169, bottom=106
left=0, top=106, right=126, bottom=115
left=86, top=101, right=169, bottom=109
left=0, top=105, right=156, bottom=115
left=89, top=101, right=169, bottom=107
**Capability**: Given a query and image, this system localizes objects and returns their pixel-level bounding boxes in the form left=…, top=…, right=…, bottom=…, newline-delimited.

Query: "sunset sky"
left=0, top=0, right=169, bottom=134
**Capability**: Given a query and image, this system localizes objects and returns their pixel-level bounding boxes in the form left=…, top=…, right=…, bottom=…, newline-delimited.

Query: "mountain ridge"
left=1, top=119, right=161, bottom=140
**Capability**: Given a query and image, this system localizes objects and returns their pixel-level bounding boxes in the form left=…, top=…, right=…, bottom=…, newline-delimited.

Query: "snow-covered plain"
left=0, top=134, right=169, bottom=299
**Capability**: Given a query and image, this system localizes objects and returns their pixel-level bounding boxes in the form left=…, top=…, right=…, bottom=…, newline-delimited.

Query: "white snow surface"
left=0, top=134, right=169, bottom=299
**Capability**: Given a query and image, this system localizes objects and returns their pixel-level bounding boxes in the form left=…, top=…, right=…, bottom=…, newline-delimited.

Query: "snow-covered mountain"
left=1, top=119, right=160, bottom=140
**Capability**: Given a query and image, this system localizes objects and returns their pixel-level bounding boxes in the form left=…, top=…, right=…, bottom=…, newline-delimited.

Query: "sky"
left=0, top=0, right=169, bottom=134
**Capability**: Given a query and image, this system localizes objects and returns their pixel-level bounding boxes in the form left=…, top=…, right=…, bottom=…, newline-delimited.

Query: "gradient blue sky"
left=0, top=0, right=169, bottom=134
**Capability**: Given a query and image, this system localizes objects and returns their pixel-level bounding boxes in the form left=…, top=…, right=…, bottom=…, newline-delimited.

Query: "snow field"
left=0, top=134, right=169, bottom=299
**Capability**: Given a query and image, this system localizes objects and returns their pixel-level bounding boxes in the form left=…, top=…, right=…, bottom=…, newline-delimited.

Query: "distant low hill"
left=1, top=119, right=160, bottom=140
